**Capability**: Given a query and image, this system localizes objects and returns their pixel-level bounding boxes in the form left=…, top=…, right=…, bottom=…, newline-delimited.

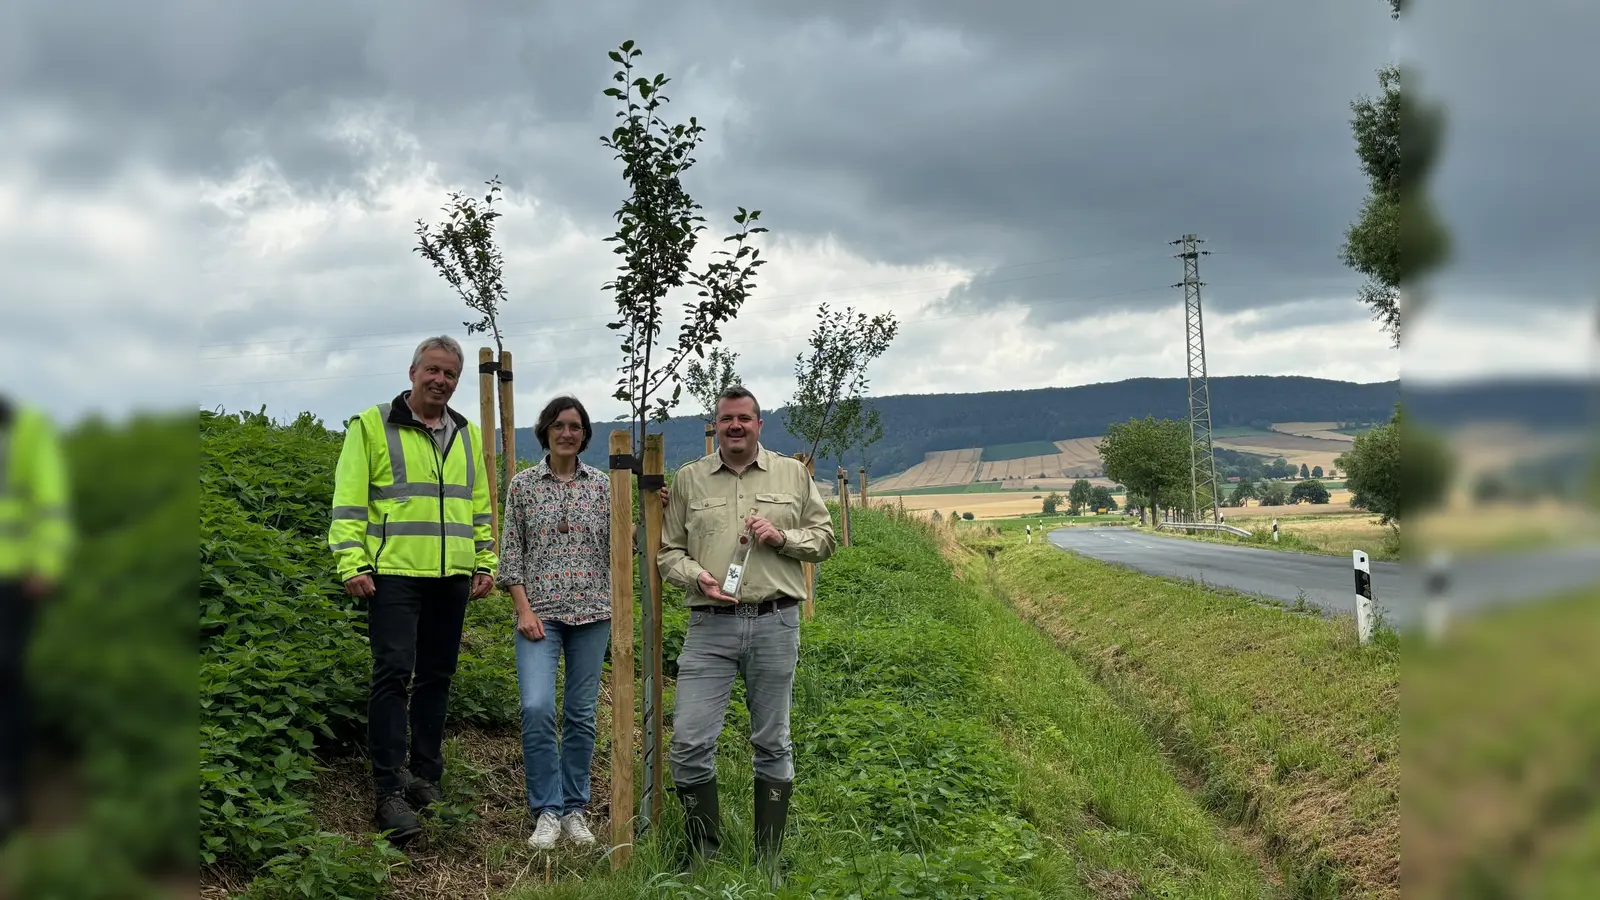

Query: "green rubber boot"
left=754, top=777, right=793, bottom=888
left=675, top=778, right=721, bottom=871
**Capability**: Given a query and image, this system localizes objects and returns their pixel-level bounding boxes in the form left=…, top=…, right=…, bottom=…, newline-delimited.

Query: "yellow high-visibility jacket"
left=0, top=399, right=73, bottom=581
left=327, top=393, right=496, bottom=582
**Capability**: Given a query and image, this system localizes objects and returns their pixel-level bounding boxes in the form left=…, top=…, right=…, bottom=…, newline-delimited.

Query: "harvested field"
left=877, top=436, right=1115, bottom=493
left=1214, top=433, right=1349, bottom=453
left=1274, top=421, right=1339, bottom=432
left=868, top=490, right=1123, bottom=520
left=1272, top=421, right=1356, bottom=443
left=871, top=447, right=982, bottom=491
left=978, top=454, right=1061, bottom=481
left=1054, top=436, right=1104, bottom=470
left=1412, top=499, right=1600, bottom=554
left=1213, top=433, right=1350, bottom=472
left=1446, top=423, right=1587, bottom=477
left=1225, top=492, right=1359, bottom=515
left=1006, top=476, right=1118, bottom=492
left=972, top=436, right=1103, bottom=483
left=1238, top=511, right=1392, bottom=557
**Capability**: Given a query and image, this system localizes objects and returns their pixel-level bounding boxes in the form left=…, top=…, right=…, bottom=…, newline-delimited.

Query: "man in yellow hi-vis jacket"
left=327, top=336, right=496, bottom=843
left=0, top=395, right=72, bottom=841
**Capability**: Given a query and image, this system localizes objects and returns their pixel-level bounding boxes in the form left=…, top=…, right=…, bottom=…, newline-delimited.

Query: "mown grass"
left=962, top=530, right=1399, bottom=900
left=504, top=506, right=1277, bottom=899
left=1404, top=584, right=1600, bottom=899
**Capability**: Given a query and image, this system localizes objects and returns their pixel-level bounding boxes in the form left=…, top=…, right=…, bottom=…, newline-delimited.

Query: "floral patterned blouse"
left=496, top=456, right=612, bottom=625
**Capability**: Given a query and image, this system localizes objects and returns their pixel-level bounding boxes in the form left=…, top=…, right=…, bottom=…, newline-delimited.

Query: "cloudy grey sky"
left=1, top=0, right=1595, bottom=427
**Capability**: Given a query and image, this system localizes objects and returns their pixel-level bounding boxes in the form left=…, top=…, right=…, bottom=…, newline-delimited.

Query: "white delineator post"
left=1352, top=549, right=1374, bottom=645
left=1272, top=518, right=1279, bottom=543
left=1424, top=550, right=1451, bottom=644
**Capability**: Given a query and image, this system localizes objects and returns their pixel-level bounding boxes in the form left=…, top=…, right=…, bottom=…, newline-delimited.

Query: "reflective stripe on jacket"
left=327, top=392, right=497, bottom=581
left=0, top=400, right=73, bottom=580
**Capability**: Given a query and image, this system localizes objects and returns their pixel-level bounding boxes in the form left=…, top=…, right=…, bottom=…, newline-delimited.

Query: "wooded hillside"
left=503, top=374, right=1403, bottom=478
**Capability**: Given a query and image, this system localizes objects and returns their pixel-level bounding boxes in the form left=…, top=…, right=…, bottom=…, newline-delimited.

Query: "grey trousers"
left=668, top=602, right=802, bottom=787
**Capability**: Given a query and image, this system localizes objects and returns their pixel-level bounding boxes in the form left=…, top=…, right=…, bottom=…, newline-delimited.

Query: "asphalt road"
left=1045, top=526, right=1600, bottom=628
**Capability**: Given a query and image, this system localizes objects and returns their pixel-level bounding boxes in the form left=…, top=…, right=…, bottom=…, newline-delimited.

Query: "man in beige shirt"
left=658, top=385, right=834, bottom=879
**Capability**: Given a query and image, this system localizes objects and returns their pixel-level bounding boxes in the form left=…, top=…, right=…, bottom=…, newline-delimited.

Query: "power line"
left=198, top=282, right=1184, bottom=388
left=197, top=246, right=1162, bottom=351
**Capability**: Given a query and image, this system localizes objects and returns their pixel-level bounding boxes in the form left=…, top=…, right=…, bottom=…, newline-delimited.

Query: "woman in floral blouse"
left=497, top=395, right=612, bottom=851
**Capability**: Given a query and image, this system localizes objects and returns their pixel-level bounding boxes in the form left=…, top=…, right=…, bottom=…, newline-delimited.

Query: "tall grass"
left=972, top=532, right=1399, bottom=899
left=509, top=506, right=1275, bottom=899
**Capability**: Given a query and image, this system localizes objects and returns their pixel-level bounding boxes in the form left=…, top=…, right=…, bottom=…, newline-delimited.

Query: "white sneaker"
left=561, top=810, right=597, bottom=845
left=527, top=810, right=561, bottom=850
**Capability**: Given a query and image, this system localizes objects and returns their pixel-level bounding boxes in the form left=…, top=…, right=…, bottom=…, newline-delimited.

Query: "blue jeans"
left=515, top=618, right=611, bottom=818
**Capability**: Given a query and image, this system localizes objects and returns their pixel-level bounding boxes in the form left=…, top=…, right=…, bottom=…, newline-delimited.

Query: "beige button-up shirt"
left=659, top=444, right=835, bottom=607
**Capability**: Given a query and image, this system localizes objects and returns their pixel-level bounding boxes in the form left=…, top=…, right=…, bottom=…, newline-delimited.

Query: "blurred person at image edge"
left=326, top=336, right=496, bottom=845
left=0, top=394, right=73, bottom=843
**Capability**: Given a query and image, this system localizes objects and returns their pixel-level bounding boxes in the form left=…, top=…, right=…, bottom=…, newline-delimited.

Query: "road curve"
left=1045, top=526, right=1400, bottom=620
left=1045, top=526, right=1600, bottom=628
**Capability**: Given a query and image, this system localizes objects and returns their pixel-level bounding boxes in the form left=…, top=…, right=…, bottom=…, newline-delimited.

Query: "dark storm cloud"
left=13, top=0, right=1586, bottom=348
left=690, top=0, right=1402, bottom=326
left=1407, top=0, right=1600, bottom=304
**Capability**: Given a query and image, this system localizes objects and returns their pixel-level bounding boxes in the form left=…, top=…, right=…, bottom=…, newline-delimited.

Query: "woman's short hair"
left=534, top=395, right=593, bottom=453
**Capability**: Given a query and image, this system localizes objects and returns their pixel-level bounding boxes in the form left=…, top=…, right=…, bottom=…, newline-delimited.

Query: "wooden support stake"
left=793, top=452, right=816, bottom=618
left=607, top=430, right=635, bottom=868
left=859, top=466, right=869, bottom=509
left=477, top=348, right=500, bottom=546
left=704, top=425, right=715, bottom=457
left=640, top=433, right=665, bottom=828
left=497, top=350, right=517, bottom=491
left=837, top=467, right=851, bottom=547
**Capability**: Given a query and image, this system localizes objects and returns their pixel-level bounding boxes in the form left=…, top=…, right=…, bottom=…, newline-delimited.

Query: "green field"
left=1210, top=426, right=1277, bottom=438
left=875, top=481, right=1006, bottom=496
left=979, top=440, right=1062, bottom=461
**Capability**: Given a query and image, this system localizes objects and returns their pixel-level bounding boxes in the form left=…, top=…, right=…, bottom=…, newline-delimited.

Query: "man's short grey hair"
left=715, top=384, right=760, bottom=420
left=412, top=335, right=465, bottom=371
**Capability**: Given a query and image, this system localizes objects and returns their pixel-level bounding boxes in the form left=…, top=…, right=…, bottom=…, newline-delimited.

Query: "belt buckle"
left=734, top=602, right=760, bottom=618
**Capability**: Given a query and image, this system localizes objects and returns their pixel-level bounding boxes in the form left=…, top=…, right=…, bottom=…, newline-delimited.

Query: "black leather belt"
left=704, top=597, right=799, bottom=618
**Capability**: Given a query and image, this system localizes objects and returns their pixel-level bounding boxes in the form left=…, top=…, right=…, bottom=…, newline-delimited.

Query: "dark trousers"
left=0, top=580, right=36, bottom=805
left=367, top=574, right=471, bottom=797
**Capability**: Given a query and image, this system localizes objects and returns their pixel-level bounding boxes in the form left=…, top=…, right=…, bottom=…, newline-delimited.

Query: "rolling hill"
left=498, top=374, right=1403, bottom=481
